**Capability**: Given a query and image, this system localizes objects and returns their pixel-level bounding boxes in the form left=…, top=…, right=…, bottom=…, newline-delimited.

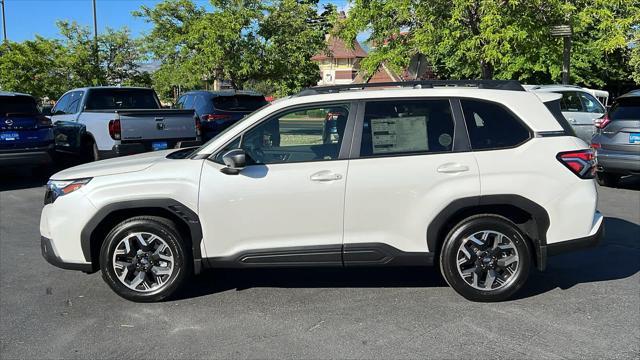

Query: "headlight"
left=44, top=178, right=92, bottom=204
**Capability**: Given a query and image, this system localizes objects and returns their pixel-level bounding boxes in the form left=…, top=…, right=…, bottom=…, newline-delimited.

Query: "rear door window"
left=609, top=98, right=640, bottom=120
left=359, top=99, right=455, bottom=157
left=85, top=88, right=160, bottom=110
left=0, top=96, right=38, bottom=115
left=461, top=99, right=531, bottom=150
left=213, top=95, right=268, bottom=112
left=559, top=92, right=585, bottom=112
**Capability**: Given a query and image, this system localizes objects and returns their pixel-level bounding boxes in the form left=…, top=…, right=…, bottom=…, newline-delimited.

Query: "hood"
left=51, top=150, right=174, bottom=180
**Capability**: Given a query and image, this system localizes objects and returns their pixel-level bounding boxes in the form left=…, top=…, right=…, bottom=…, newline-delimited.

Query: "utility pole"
left=1, top=0, right=7, bottom=44
left=92, top=0, right=99, bottom=85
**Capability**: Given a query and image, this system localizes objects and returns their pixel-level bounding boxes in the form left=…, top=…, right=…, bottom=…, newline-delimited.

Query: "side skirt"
left=204, top=243, right=434, bottom=269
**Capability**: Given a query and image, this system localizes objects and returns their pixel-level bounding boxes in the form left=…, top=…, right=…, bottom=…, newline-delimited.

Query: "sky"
left=1, top=0, right=355, bottom=42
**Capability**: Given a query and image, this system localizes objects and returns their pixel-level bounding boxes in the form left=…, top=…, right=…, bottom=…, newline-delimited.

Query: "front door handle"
left=437, top=163, right=469, bottom=174
left=310, top=170, right=343, bottom=182
left=568, top=118, right=577, bottom=124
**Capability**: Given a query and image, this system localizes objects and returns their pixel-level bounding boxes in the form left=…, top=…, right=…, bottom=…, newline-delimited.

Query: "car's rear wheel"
left=100, top=216, right=191, bottom=302
left=596, top=172, right=620, bottom=187
left=439, top=215, right=531, bottom=302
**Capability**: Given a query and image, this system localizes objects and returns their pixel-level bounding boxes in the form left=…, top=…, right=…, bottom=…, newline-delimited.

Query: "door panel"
left=199, top=160, right=348, bottom=258
left=343, top=99, right=480, bottom=254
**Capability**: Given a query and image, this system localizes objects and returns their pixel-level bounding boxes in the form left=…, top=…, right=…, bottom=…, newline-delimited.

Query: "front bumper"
left=0, top=144, right=54, bottom=166
left=596, top=148, right=640, bottom=175
left=41, top=236, right=93, bottom=272
left=546, top=211, right=604, bottom=256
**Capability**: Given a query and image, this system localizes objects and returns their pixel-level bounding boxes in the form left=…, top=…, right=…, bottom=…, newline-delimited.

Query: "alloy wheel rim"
left=455, top=230, right=520, bottom=291
left=112, top=232, right=174, bottom=293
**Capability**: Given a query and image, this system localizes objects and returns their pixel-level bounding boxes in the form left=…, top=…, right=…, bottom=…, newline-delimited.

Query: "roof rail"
left=297, top=80, right=525, bottom=96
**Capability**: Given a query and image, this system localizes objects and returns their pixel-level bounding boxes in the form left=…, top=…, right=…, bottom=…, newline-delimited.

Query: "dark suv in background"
left=0, top=92, right=55, bottom=171
left=592, top=90, right=640, bottom=186
left=176, top=90, right=268, bottom=141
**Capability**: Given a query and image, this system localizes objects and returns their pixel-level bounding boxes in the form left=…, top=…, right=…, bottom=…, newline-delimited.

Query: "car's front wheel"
left=100, top=216, right=191, bottom=302
left=439, top=215, right=531, bottom=302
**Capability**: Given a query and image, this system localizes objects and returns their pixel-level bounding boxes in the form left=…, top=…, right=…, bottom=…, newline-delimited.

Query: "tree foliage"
left=135, top=0, right=334, bottom=98
left=340, top=0, right=639, bottom=88
left=0, top=21, right=150, bottom=99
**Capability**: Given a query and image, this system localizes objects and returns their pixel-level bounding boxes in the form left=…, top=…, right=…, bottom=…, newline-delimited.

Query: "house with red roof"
left=311, top=35, right=368, bottom=86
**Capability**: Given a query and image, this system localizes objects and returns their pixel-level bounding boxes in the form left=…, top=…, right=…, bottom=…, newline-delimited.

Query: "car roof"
left=616, top=89, right=640, bottom=100
left=68, top=86, right=154, bottom=92
left=0, top=91, right=34, bottom=98
left=182, top=90, right=264, bottom=97
left=526, top=84, right=589, bottom=93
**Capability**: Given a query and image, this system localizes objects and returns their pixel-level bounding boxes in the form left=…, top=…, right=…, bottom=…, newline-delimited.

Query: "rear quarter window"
left=461, top=99, right=531, bottom=150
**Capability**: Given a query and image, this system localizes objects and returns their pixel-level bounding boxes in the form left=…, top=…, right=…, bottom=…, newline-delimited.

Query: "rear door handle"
left=310, top=170, right=343, bottom=182
left=437, top=163, right=469, bottom=174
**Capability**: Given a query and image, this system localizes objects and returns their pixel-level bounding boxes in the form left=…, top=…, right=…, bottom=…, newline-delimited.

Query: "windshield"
left=213, top=95, right=268, bottom=112
left=85, top=88, right=160, bottom=110
left=0, top=96, right=38, bottom=115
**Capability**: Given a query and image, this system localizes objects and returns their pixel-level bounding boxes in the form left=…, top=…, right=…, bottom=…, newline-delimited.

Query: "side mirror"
left=220, top=149, right=246, bottom=175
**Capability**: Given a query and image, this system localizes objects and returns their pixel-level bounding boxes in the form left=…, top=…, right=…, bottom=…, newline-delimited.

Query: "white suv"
left=40, top=81, right=603, bottom=302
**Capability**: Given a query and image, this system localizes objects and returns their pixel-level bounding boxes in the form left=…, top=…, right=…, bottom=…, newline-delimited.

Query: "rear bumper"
left=596, top=148, right=640, bottom=174
left=0, top=144, right=54, bottom=166
left=546, top=211, right=604, bottom=256
left=41, top=236, right=93, bottom=272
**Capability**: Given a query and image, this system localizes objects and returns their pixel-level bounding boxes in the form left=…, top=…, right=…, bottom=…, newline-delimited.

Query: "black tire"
left=100, top=216, right=191, bottom=302
left=82, top=138, right=100, bottom=163
left=596, top=172, right=620, bottom=187
left=439, top=215, right=531, bottom=302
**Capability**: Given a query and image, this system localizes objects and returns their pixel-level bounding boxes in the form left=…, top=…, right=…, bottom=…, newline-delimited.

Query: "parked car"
left=41, top=80, right=602, bottom=303
left=591, top=89, right=640, bottom=186
left=0, top=92, right=55, bottom=171
left=51, top=87, right=200, bottom=162
left=527, top=85, right=606, bottom=143
left=176, top=90, right=268, bottom=141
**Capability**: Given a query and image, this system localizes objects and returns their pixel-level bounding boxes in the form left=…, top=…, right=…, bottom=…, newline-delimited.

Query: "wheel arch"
left=427, top=195, right=550, bottom=271
left=80, top=199, right=203, bottom=274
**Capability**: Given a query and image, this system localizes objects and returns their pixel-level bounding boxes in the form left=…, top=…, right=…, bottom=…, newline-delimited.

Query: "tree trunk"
left=480, top=61, right=494, bottom=79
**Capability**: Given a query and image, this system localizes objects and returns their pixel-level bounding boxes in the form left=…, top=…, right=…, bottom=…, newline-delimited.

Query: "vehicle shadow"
left=515, top=216, right=640, bottom=299
left=0, top=167, right=51, bottom=192
left=176, top=216, right=639, bottom=301
left=610, top=175, right=640, bottom=191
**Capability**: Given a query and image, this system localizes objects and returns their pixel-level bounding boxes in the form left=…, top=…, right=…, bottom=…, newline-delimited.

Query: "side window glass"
left=560, top=92, right=584, bottom=112
left=65, top=91, right=83, bottom=114
left=183, top=95, right=195, bottom=109
left=53, top=93, right=71, bottom=115
left=176, top=96, right=186, bottom=109
left=194, top=95, right=207, bottom=112
left=359, top=100, right=454, bottom=157
left=240, top=105, right=349, bottom=165
left=461, top=99, right=530, bottom=150
left=578, top=92, right=604, bottom=114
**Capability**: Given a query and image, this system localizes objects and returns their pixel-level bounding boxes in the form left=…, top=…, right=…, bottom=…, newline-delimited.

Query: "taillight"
left=594, top=114, right=611, bottom=129
left=201, top=114, right=231, bottom=122
left=37, top=115, right=52, bottom=128
left=195, top=117, right=201, bottom=136
left=108, top=119, right=121, bottom=140
left=557, top=149, right=595, bottom=179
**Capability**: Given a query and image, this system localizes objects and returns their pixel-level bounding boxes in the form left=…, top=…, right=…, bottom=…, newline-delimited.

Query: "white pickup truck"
left=51, top=87, right=200, bottom=161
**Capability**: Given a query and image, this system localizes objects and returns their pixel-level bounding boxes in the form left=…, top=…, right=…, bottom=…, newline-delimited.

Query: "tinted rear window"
left=0, top=96, right=38, bottom=115
left=609, top=98, right=640, bottom=120
left=85, top=89, right=159, bottom=110
left=213, top=95, right=267, bottom=112
left=461, top=99, right=531, bottom=150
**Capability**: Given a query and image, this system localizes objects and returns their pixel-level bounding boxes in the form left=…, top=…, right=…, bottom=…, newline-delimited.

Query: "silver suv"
left=592, top=90, right=640, bottom=186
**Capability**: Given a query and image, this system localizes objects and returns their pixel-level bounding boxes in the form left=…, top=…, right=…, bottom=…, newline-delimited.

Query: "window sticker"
left=371, top=116, right=428, bottom=154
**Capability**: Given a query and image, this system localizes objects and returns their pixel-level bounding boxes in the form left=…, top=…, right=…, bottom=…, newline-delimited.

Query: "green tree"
left=135, top=0, right=333, bottom=99
left=340, top=0, right=638, bottom=88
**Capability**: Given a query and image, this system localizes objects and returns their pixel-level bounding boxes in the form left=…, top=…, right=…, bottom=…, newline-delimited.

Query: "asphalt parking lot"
left=1, top=170, right=638, bottom=359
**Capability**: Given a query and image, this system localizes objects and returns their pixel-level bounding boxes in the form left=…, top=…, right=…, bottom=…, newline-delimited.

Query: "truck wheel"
left=82, top=139, right=100, bottom=163
left=596, top=172, right=620, bottom=187
left=100, top=216, right=191, bottom=302
left=439, top=215, right=531, bottom=302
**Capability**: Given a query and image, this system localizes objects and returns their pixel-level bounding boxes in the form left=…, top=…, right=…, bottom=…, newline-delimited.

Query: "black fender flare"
left=80, top=199, right=203, bottom=274
left=426, top=195, right=550, bottom=270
